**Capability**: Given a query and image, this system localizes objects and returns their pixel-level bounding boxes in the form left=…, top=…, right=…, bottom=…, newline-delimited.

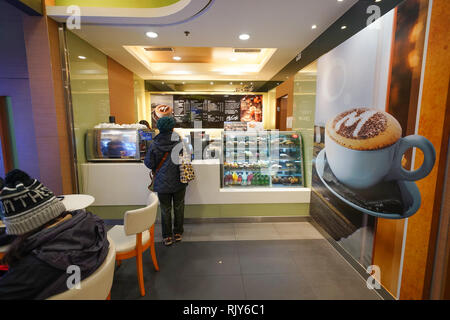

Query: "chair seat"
left=108, top=225, right=150, bottom=254
left=0, top=245, right=10, bottom=254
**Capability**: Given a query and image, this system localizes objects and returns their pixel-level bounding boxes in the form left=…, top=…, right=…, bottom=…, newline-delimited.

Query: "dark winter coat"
left=0, top=210, right=109, bottom=300
left=144, top=131, right=187, bottom=194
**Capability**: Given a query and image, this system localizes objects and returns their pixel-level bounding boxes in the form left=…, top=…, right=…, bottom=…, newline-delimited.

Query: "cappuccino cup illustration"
left=155, top=104, right=173, bottom=119
left=325, top=108, right=436, bottom=189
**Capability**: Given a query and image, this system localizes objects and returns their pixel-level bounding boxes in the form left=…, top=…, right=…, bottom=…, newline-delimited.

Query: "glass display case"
left=222, top=131, right=304, bottom=188
left=269, top=131, right=304, bottom=187
left=85, top=128, right=153, bottom=162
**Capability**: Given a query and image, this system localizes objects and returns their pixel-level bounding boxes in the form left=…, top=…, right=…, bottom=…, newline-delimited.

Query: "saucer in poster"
left=315, top=149, right=421, bottom=219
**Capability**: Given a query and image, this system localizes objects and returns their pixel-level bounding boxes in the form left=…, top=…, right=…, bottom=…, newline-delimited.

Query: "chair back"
left=48, top=236, right=116, bottom=300
left=124, top=192, right=159, bottom=236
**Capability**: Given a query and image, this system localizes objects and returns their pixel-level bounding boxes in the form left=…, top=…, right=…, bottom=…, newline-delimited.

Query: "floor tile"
left=311, top=283, right=381, bottom=300
left=234, top=223, right=280, bottom=240
left=239, top=254, right=300, bottom=275
left=176, top=275, right=245, bottom=300
left=242, top=274, right=317, bottom=300
left=292, top=250, right=352, bottom=274
left=274, top=222, right=324, bottom=239
left=180, top=254, right=241, bottom=276
left=185, top=223, right=236, bottom=241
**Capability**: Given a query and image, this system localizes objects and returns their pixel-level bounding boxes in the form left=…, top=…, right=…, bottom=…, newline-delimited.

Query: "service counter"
left=81, top=160, right=311, bottom=207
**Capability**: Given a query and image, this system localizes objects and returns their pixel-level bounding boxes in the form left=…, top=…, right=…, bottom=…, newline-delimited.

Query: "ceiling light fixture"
left=167, top=70, right=191, bottom=75
left=78, top=56, right=87, bottom=60
left=312, top=25, right=317, bottom=29
left=210, top=82, right=214, bottom=85
left=239, top=34, right=250, bottom=40
left=341, top=25, right=347, bottom=29
left=173, top=56, right=182, bottom=61
left=146, top=31, right=158, bottom=38
left=229, top=82, right=233, bottom=85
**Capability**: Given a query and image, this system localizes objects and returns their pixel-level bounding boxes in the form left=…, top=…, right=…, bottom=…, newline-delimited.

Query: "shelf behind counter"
left=81, top=160, right=311, bottom=206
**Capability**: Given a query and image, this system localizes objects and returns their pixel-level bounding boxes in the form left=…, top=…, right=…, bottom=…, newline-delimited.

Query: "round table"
left=58, top=194, right=95, bottom=211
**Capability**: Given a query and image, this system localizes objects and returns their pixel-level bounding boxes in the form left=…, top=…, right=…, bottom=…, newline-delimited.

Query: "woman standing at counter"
left=145, top=117, right=187, bottom=246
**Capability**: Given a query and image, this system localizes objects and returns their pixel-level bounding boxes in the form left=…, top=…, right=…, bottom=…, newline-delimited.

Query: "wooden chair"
left=107, top=193, right=159, bottom=296
left=47, top=236, right=116, bottom=300
left=0, top=245, right=10, bottom=261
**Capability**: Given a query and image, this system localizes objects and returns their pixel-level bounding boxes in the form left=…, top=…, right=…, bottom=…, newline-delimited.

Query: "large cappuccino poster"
left=309, top=0, right=433, bottom=268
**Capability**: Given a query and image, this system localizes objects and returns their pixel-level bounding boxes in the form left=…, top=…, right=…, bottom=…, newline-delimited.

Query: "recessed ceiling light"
left=337, top=0, right=344, bottom=2
left=375, top=0, right=381, bottom=2
left=312, top=25, right=317, bottom=29
left=229, top=82, right=233, bottom=85
left=167, top=70, right=191, bottom=75
left=240, top=82, right=243, bottom=85
left=182, top=81, right=185, bottom=84
left=78, top=56, right=87, bottom=60
left=161, top=82, right=165, bottom=84
left=341, top=25, right=347, bottom=29
left=173, top=56, right=182, bottom=61
left=146, top=31, right=158, bottom=38
left=210, top=82, right=214, bottom=85
left=239, top=34, right=250, bottom=40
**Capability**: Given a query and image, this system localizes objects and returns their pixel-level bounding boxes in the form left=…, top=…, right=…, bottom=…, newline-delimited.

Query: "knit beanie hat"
left=157, top=116, right=175, bottom=133
left=0, top=169, right=66, bottom=235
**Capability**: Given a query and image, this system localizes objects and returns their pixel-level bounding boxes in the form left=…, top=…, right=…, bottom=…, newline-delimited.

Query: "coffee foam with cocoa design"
left=326, top=107, right=402, bottom=151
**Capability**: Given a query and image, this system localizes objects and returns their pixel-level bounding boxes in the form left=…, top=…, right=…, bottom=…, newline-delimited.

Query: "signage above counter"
left=150, top=94, right=263, bottom=129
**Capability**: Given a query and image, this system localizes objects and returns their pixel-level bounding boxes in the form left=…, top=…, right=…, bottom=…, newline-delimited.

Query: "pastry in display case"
left=270, top=131, right=304, bottom=187
left=222, top=131, right=304, bottom=188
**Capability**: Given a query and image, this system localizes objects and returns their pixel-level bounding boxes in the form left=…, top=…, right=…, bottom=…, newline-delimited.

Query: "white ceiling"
left=52, top=0, right=357, bottom=81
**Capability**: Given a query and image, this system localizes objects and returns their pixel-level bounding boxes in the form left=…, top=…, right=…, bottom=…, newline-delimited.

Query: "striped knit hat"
left=0, top=169, right=66, bottom=235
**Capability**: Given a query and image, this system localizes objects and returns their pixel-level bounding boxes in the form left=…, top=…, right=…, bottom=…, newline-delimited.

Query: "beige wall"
left=107, top=57, right=136, bottom=124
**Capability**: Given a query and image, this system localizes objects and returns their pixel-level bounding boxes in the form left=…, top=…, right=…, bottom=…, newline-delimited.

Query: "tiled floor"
left=153, top=222, right=324, bottom=242
left=109, top=222, right=381, bottom=300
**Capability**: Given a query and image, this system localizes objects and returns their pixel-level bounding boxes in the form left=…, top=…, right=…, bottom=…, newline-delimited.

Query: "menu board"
left=173, top=97, right=190, bottom=128
left=187, top=97, right=204, bottom=125
left=204, top=97, right=225, bottom=128
left=224, top=96, right=241, bottom=122
left=151, top=94, right=262, bottom=129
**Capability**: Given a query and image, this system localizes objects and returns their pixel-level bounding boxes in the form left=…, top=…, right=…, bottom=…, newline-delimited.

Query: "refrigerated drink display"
left=222, top=131, right=270, bottom=187
left=222, top=131, right=304, bottom=188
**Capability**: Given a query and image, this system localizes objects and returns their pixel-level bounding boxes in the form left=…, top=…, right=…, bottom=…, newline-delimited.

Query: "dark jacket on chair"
left=144, top=131, right=187, bottom=194
left=0, top=210, right=109, bottom=300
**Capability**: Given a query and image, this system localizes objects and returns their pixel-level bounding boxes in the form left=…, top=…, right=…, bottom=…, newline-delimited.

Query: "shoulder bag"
left=179, top=145, right=195, bottom=184
left=148, top=152, right=169, bottom=191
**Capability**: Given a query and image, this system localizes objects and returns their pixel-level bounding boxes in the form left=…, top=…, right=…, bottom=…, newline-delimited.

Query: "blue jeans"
left=158, top=187, right=186, bottom=239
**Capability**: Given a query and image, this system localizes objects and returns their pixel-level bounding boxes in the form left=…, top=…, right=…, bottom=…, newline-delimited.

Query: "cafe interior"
left=0, top=0, right=449, bottom=301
